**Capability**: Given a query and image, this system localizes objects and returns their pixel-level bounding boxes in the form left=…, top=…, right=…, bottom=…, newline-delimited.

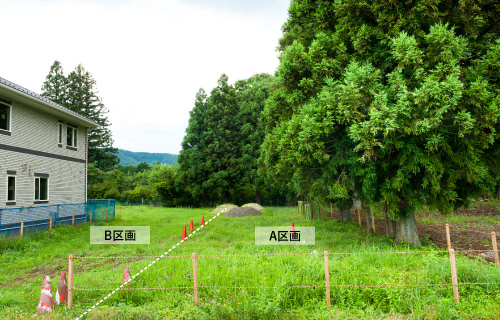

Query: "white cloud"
left=0, top=0, right=289, bottom=154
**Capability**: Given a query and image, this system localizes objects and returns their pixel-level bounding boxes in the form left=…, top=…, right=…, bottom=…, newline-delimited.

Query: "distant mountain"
left=117, top=149, right=178, bottom=166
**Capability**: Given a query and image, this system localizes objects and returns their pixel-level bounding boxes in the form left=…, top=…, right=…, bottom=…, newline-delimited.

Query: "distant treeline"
left=117, top=149, right=178, bottom=166
left=87, top=161, right=289, bottom=207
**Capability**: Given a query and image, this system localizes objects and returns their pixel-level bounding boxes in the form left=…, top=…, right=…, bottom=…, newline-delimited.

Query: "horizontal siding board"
left=0, top=99, right=88, bottom=210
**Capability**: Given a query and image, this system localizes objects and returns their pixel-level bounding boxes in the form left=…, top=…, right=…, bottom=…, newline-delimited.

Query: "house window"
left=35, top=177, right=48, bottom=201
left=0, top=99, right=10, bottom=132
left=7, top=176, right=15, bottom=202
left=58, top=123, right=63, bottom=144
left=67, top=125, right=77, bottom=148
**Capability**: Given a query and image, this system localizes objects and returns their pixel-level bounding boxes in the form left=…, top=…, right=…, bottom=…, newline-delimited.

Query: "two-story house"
left=0, top=76, right=99, bottom=211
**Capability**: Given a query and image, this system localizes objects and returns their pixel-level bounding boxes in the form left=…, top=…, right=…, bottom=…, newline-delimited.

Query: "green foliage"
left=87, top=161, right=193, bottom=206
left=262, top=0, right=500, bottom=245
left=117, top=149, right=178, bottom=166
left=41, top=61, right=119, bottom=170
left=178, top=73, right=287, bottom=206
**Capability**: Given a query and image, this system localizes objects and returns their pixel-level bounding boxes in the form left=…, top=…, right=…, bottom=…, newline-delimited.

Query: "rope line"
left=72, top=250, right=449, bottom=260
left=423, top=222, right=498, bottom=236
left=71, top=282, right=500, bottom=292
left=74, top=287, right=192, bottom=291
left=72, top=255, right=191, bottom=259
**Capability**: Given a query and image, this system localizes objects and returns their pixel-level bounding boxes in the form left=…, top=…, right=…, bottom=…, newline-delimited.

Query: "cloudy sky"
left=0, top=0, right=290, bottom=154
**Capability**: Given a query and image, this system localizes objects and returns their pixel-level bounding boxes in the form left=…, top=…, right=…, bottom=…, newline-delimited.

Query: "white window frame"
left=6, top=175, right=16, bottom=202
left=66, top=125, right=77, bottom=148
left=0, top=99, right=11, bottom=132
left=58, top=122, right=63, bottom=144
left=34, top=176, right=49, bottom=201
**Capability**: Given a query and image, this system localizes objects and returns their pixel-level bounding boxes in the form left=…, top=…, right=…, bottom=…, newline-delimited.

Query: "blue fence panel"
left=0, top=200, right=116, bottom=238
left=0, top=222, right=21, bottom=237
left=24, top=219, right=51, bottom=234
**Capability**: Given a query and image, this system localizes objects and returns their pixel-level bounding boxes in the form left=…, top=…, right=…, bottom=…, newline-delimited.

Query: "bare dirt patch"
left=327, top=206, right=500, bottom=264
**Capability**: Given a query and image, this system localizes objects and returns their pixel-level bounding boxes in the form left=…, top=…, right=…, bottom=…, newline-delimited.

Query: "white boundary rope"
left=75, top=212, right=222, bottom=320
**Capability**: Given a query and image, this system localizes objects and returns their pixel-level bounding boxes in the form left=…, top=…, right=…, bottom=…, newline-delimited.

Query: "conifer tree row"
left=178, top=73, right=275, bottom=205
left=41, top=61, right=119, bottom=170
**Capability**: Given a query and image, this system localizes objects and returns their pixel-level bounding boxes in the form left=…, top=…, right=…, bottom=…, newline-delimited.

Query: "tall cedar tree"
left=263, top=1, right=500, bottom=246
left=202, top=74, right=241, bottom=203
left=41, top=61, right=67, bottom=106
left=42, top=62, right=119, bottom=170
left=179, top=73, right=274, bottom=205
left=236, top=73, right=274, bottom=204
left=178, top=89, right=211, bottom=205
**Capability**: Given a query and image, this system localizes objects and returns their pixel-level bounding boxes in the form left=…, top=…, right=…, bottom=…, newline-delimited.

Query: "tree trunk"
left=384, top=206, right=396, bottom=237
left=363, top=205, right=374, bottom=233
left=338, top=206, right=351, bottom=223
left=256, top=189, right=261, bottom=205
left=224, top=192, right=229, bottom=204
left=385, top=214, right=396, bottom=238
left=395, top=213, right=421, bottom=246
left=204, top=195, right=209, bottom=207
left=496, top=185, right=500, bottom=199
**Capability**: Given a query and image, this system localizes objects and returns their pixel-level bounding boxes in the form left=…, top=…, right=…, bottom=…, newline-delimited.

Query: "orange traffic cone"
left=121, top=266, right=132, bottom=293
left=182, top=225, right=187, bottom=240
left=55, top=272, right=68, bottom=306
left=37, top=275, right=54, bottom=313
left=201, top=216, right=205, bottom=226
left=189, top=219, right=193, bottom=232
left=292, top=222, right=295, bottom=232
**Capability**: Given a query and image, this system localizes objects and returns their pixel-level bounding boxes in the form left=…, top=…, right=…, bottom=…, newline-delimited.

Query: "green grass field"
left=1, top=206, right=500, bottom=319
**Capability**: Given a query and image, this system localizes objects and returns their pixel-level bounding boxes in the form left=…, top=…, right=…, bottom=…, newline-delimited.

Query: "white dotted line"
left=75, top=212, right=221, bottom=320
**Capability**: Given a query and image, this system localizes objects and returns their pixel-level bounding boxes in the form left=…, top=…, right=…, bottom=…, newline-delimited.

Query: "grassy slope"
left=1, top=206, right=500, bottom=320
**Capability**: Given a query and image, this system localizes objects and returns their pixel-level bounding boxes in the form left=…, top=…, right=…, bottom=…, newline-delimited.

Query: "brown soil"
left=225, top=207, right=263, bottom=218
left=328, top=205, right=500, bottom=264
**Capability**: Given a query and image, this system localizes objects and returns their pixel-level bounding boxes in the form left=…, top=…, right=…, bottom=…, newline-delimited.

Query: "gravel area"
left=225, top=207, right=263, bottom=217
left=210, top=204, right=238, bottom=214
left=242, top=203, right=264, bottom=210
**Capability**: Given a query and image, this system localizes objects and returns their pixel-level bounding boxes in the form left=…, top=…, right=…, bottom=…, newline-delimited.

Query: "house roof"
left=0, top=76, right=100, bottom=128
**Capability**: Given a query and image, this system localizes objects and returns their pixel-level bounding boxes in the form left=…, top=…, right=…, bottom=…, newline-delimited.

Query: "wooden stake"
left=330, top=203, right=333, bottom=218
left=324, top=251, right=331, bottom=310
left=448, top=249, right=460, bottom=304
left=192, top=253, right=199, bottom=306
left=90, top=211, right=93, bottom=223
left=357, top=208, right=361, bottom=227
left=371, top=213, right=376, bottom=233
left=49, top=217, right=53, bottom=229
left=68, top=254, right=74, bottom=309
left=119, top=206, right=122, bottom=219
left=20, top=221, right=24, bottom=237
left=105, top=209, right=108, bottom=223
left=72, top=214, right=75, bottom=227
left=492, top=232, right=500, bottom=266
left=445, top=224, right=452, bottom=250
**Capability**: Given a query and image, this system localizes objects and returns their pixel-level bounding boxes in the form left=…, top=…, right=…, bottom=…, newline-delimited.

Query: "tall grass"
left=1, top=206, right=500, bottom=319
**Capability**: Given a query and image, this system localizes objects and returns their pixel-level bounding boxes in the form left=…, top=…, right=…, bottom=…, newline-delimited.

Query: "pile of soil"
left=242, top=203, right=264, bottom=211
left=211, top=204, right=238, bottom=214
left=225, top=207, right=263, bottom=218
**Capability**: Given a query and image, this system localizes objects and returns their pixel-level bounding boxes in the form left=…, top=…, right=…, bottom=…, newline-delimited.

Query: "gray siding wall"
left=0, top=98, right=87, bottom=208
